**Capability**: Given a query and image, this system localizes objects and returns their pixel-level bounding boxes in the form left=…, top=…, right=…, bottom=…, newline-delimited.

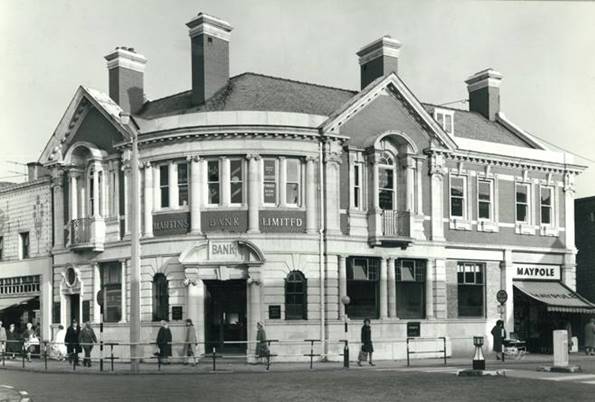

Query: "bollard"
left=109, top=344, right=115, bottom=371
left=43, top=341, right=48, bottom=371
left=342, top=340, right=349, bottom=368
left=212, top=347, right=217, bottom=371
left=472, top=336, right=485, bottom=370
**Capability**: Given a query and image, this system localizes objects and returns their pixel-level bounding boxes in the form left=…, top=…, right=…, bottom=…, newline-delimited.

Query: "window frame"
left=228, top=158, right=245, bottom=206
left=262, top=158, right=279, bottom=206
left=159, top=164, right=170, bottom=209
left=177, top=161, right=189, bottom=207
left=540, top=185, right=553, bottom=226
left=515, top=183, right=531, bottom=224
left=434, top=109, right=455, bottom=135
left=285, top=158, right=302, bottom=207
left=100, top=262, right=122, bottom=323
left=152, top=273, right=169, bottom=322
left=346, top=257, right=380, bottom=319
left=352, top=162, right=364, bottom=210
left=449, top=175, right=467, bottom=219
left=477, top=179, right=493, bottom=221
left=206, top=159, right=221, bottom=207
left=19, top=232, right=30, bottom=260
left=395, top=259, right=426, bottom=319
left=377, top=151, right=396, bottom=211
left=456, top=262, right=485, bottom=318
left=285, top=270, right=307, bottom=320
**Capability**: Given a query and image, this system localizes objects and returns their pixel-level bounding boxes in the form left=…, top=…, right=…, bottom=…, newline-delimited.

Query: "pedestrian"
left=563, top=319, right=573, bottom=352
left=5, top=324, right=20, bottom=359
left=0, top=320, right=6, bottom=355
left=65, top=320, right=81, bottom=366
left=50, top=325, right=67, bottom=361
left=78, top=321, right=98, bottom=367
left=255, top=322, right=269, bottom=363
left=22, top=322, right=39, bottom=362
left=358, top=318, right=375, bottom=366
left=182, top=319, right=198, bottom=366
left=491, top=319, right=507, bottom=360
left=156, top=320, right=172, bottom=365
left=585, top=318, right=595, bottom=356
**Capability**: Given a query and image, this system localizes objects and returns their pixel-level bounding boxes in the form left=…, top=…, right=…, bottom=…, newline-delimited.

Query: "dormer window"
left=434, top=109, right=454, bottom=135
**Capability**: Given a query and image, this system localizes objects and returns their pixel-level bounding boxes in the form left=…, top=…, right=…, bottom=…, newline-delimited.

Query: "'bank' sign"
left=513, top=264, right=561, bottom=280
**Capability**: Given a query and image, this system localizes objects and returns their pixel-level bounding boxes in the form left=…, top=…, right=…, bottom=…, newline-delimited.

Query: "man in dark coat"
left=65, top=320, right=81, bottom=365
left=491, top=320, right=506, bottom=360
left=156, top=320, right=172, bottom=364
left=358, top=318, right=375, bottom=366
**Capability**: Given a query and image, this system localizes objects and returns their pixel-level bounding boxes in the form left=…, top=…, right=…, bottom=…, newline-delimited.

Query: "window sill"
left=449, top=218, right=472, bottom=231
left=539, top=225, right=559, bottom=237
left=477, top=220, right=499, bottom=233
left=153, top=207, right=190, bottom=215
left=515, top=223, right=536, bottom=235
left=203, top=205, right=248, bottom=211
left=260, top=206, right=306, bottom=211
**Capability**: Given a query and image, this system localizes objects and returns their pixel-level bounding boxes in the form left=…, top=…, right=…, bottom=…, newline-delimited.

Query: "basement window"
left=434, top=108, right=454, bottom=135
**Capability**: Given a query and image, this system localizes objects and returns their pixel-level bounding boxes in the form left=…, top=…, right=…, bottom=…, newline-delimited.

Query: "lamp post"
left=341, top=296, right=351, bottom=368
left=120, top=112, right=141, bottom=373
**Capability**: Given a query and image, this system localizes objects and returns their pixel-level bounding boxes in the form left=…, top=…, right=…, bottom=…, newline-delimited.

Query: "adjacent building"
left=576, top=197, right=595, bottom=304
left=34, top=12, right=591, bottom=360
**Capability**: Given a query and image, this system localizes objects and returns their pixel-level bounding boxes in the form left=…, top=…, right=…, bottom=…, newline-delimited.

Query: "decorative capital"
left=564, top=172, right=576, bottom=193
left=429, top=153, right=447, bottom=176
left=50, top=168, right=65, bottom=188
left=245, top=153, right=261, bottom=161
left=142, top=161, right=152, bottom=169
left=187, top=154, right=201, bottom=163
left=305, top=155, right=319, bottom=164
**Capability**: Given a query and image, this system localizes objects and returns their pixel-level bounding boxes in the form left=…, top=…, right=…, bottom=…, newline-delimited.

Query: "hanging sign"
left=496, top=290, right=508, bottom=305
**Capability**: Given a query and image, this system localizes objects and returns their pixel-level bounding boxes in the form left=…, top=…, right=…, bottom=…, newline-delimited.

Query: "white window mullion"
left=221, top=157, right=230, bottom=207
left=279, top=157, right=287, bottom=208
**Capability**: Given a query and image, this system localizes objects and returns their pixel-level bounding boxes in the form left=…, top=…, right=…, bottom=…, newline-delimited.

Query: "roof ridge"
left=233, top=72, right=358, bottom=94
left=142, top=89, right=193, bottom=106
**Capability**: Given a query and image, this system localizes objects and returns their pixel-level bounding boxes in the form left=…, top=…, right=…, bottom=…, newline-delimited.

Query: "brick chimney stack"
left=356, top=35, right=402, bottom=90
left=465, top=69, right=503, bottom=121
left=186, top=13, right=233, bottom=105
left=104, top=47, right=147, bottom=114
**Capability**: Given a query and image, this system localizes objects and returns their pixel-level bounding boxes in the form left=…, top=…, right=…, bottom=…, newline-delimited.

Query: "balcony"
left=68, top=217, right=105, bottom=252
left=368, top=209, right=413, bottom=248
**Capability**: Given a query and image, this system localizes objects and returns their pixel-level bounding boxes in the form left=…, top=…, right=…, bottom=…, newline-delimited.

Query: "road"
left=1, top=367, right=594, bottom=402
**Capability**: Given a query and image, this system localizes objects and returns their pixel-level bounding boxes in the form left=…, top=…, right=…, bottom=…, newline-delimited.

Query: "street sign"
left=496, top=289, right=508, bottom=305
left=96, top=289, right=104, bottom=307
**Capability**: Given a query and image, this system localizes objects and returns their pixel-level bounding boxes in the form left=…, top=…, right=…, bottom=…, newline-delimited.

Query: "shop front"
left=513, top=264, right=595, bottom=353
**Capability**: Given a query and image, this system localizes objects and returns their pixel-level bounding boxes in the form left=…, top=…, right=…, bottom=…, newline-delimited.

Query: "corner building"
left=40, top=13, right=590, bottom=361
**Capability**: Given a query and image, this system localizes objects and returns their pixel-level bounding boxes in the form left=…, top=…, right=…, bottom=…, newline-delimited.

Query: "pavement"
left=0, top=385, right=30, bottom=402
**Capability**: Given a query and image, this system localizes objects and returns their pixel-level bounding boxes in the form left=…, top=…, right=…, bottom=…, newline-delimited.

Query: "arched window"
left=285, top=271, right=307, bottom=320
left=378, top=151, right=396, bottom=210
left=152, top=273, right=169, bottom=322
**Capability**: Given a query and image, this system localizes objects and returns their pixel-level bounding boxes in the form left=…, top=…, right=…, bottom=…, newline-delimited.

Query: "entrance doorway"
left=205, top=280, right=247, bottom=354
left=68, top=294, right=80, bottom=324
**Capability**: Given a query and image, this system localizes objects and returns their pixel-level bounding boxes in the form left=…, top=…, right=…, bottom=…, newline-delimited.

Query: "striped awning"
left=514, top=281, right=595, bottom=314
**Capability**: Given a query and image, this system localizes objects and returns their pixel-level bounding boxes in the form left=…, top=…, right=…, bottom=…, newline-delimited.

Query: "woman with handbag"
left=183, top=319, right=198, bottom=366
left=255, top=322, right=269, bottom=363
left=358, top=318, right=375, bottom=366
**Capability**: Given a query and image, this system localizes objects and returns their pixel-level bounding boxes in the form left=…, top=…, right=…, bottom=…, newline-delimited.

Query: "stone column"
left=113, top=161, right=120, bottom=220
left=69, top=172, right=78, bottom=221
left=247, top=154, right=261, bottom=233
left=143, top=162, right=153, bottom=238
left=221, top=157, right=230, bottom=207
left=186, top=275, right=205, bottom=354
left=324, top=142, right=342, bottom=235
left=92, top=167, right=100, bottom=217
left=93, top=263, right=101, bottom=323
left=122, top=164, right=130, bottom=237
left=338, top=255, right=347, bottom=319
left=379, top=257, right=388, bottom=319
left=563, top=172, right=577, bottom=290
left=500, top=250, right=514, bottom=331
left=387, top=257, right=397, bottom=318
left=247, top=270, right=262, bottom=359
left=403, top=155, right=415, bottom=212
left=189, top=155, right=202, bottom=234
left=306, top=156, right=318, bottom=234
left=279, top=157, right=287, bottom=208
left=120, top=260, right=127, bottom=323
left=425, top=259, right=434, bottom=320
left=429, top=153, right=446, bottom=241
left=52, top=169, right=65, bottom=248
left=153, top=164, right=161, bottom=210
left=433, top=259, right=447, bottom=319
left=169, top=162, right=179, bottom=208
left=415, top=158, right=424, bottom=215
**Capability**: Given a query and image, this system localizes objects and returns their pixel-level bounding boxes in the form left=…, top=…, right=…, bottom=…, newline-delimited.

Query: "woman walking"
left=5, top=324, right=21, bottom=359
left=255, top=322, right=269, bottom=363
left=156, top=320, right=172, bottom=365
left=358, top=318, right=375, bottom=366
left=183, top=319, right=198, bottom=366
left=78, top=322, right=98, bottom=367
left=491, top=320, right=507, bottom=360
left=50, top=325, right=67, bottom=360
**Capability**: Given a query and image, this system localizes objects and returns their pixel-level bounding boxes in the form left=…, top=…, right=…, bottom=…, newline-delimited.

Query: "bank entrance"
left=205, top=279, right=247, bottom=354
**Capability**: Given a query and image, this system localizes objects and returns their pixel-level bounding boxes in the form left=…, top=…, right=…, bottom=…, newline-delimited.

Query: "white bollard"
left=553, top=330, right=569, bottom=367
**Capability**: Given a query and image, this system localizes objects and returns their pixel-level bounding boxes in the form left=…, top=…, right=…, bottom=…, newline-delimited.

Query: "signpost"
left=496, top=290, right=508, bottom=305
left=96, top=289, right=104, bottom=371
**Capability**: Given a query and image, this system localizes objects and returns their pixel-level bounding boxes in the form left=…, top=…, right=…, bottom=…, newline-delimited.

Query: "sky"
left=1, top=0, right=594, bottom=197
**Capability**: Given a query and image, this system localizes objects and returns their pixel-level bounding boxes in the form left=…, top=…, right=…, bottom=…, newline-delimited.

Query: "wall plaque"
left=260, top=210, right=306, bottom=233
left=407, top=322, right=421, bottom=337
left=202, top=210, right=248, bottom=233
left=269, top=305, right=281, bottom=320
left=153, top=211, right=190, bottom=236
left=171, top=306, right=183, bottom=321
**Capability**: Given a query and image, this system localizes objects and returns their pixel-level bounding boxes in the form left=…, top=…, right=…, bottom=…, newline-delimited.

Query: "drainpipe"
left=318, top=140, right=326, bottom=358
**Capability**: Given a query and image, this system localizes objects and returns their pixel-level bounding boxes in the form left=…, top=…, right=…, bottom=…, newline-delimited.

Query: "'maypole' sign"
left=513, top=264, right=560, bottom=281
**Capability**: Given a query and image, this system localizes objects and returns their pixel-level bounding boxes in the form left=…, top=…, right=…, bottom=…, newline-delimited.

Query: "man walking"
left=156, top=320, right=172, bottom=365
left=65, top=320, right=81, bottom=366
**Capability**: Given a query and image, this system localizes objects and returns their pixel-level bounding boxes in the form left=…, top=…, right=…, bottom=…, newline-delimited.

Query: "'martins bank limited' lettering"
left=260, top=217, right=303, bottom=227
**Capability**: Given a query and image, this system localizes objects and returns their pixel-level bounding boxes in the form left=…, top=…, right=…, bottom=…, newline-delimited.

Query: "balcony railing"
left=368, top=209, right=412, bottom=247
left=381, top=210, right=410, bottom=237
left=68, top=217, right=105, bottom=251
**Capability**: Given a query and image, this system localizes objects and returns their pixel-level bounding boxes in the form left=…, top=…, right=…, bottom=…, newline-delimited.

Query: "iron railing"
left=70, top=217, right=92, bottom=246
left=381, top=210, right=410, bottom=237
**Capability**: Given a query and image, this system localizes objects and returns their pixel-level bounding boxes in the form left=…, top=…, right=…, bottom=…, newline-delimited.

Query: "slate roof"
left=138, top=73, right=357, bottom=119
left=137, top=72, right=536, bottom=149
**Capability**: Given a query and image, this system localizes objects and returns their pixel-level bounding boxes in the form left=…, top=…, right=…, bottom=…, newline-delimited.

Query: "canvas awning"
left=514, top=281, right=595, bottom=314
left=0, top=296, right=37, bottom=312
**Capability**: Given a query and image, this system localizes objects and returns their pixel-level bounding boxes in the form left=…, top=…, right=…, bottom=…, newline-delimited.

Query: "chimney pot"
left=104, top=47, right=147, bottom=114
left=465, top=68, right=503, bottom=121
left=356, top=35, right=401, bottom=89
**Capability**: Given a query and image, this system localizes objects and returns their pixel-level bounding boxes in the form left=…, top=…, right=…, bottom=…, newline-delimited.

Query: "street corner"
left=0, top=385, right=31, bottom=402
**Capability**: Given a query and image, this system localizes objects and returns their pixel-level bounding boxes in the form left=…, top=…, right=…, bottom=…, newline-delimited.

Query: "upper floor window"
left=207, top=160, right=221, bottom=205
left=540, top=186, right=553, bottom=225
left=159, top=165, right=170, bottom=208
left=286, top=159, right=301, bottom=206
left=346, top=257, right=379, bottom=319
left=450, top=176, right=466, bottom=218
left=178, top=162, right=189, bottom=207
left=352, top=163, right=363, bottom=210
left=88, top=169, right=95, bottom=216
left=378, top=151, right=396, bottom=210
left=19, top=232, right=29, bottom=260
left=262, top=157, right=302, bottom=207
left=229, top=159, right=244, bottom=205
left=263, top=158, right=278, bottom=205
left=515, top=183, right=530, bottom=223
left=434, top=109, right=454, bottom=135
left=477, top=180, right=493, bottom=220
left=285, top=271, right=307, bottom=320
left=457, top=262, right=485, bottom=317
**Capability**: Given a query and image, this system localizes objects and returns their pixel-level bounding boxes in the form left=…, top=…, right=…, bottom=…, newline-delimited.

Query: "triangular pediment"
left=39, top=86, right=131, bottom=166
left=320, top=73, right=457, bottom=151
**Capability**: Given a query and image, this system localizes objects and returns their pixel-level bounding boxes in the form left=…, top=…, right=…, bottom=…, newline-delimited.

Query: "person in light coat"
left=183, top=319, right=198, bottom=366
left=50, top=325, right=67, bottom=360
left=78, top=322, right=98, bottom=367
left=0, top=320, right=6, bottom=354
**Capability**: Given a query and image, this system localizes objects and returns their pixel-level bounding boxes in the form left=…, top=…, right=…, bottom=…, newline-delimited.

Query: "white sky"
left=1, top=0, right=594, bottom=197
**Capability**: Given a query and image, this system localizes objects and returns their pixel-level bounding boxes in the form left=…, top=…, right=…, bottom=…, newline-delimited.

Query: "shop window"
left=263, top=158, right=278, bottom=205
left=478, top=180, right=492, bottom=220
left=286, top=159, right=301, bottom=206
left=159, top=165, right=169, bottom=208
left=207, top=160, right=220, bottom=205
left=450, top=176, right=466, bottom=218
left=19, top=232, right=30, bottom=259
left=229, top=159, right=244, bottom=205
left=352, top=163, right=363, bottom=209
left=178, top=162, right=189, bottom=207
left=457, top=262, right=485, bottom=317
left=396, top=259, right=426, bottom=319
left=285, top=271, right=307, bottom=320
left=515, top=183, right=530, bottom=223
left=152, top=273, right=169, bottom=322
left=346, top=257, right=379, bottom=319
left=540, top=186, right=552, bottom=225
left=378, top=152, right=395, bottom=210
left=101, top=262, right=121, bottom=322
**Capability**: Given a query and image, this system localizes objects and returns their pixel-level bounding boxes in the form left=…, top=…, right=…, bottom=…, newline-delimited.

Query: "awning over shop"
left=0, top=296, right=37, bottom=312
left=514, top=281, right=595, bottom=314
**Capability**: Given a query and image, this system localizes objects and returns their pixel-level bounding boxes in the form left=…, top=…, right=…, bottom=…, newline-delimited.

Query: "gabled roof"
left=138, top=72, right=356, bottom=119
left=39, top=86, right=130, bottom=165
